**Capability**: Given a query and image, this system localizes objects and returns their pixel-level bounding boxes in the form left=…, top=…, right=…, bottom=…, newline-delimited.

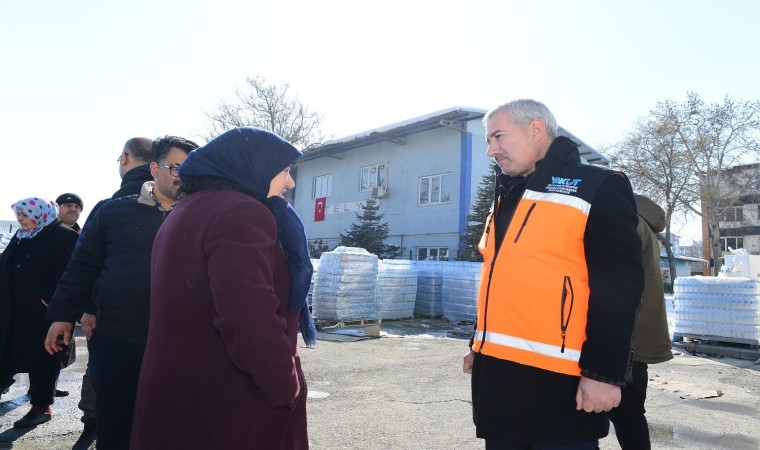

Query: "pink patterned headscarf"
left=11, top=197, right=59, bottom=240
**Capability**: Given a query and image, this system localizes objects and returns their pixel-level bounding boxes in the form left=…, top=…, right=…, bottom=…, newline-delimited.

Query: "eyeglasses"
left=159, top=163, right=181, bottom=177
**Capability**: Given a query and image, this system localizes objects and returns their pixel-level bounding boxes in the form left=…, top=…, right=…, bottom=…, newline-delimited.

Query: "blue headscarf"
left=179, top=127, right=302, bottom=199
left=179, top=127, right=312, bottom=315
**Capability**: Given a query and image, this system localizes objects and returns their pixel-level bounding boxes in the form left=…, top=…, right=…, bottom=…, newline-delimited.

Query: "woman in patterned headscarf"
left=0, top=197, right=78, bottom=428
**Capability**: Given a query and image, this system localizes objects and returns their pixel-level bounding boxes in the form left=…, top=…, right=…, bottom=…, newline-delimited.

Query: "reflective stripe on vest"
left=523, top=189, right=591, bottom=215
left=473, top=330, right=581, bottom=362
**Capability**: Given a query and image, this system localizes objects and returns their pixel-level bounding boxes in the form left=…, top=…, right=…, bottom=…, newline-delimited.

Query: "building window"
left=720, top=206, right=743, bottom=222
left=360, top=164, right=385, bottom=191
left=313, top=174, right=332, bottom=198
left=719, top=237, right=744, bottom=252
left=418, top=173, right=451, bottom=205
left=417, top=247, right=449, bottom=261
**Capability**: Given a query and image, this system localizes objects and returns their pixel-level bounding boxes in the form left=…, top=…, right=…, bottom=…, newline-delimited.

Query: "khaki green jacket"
left=633, top=194, right=674, bottom=364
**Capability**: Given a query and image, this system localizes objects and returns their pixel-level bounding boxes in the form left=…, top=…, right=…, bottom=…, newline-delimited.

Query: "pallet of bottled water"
left=375, top=259, right=417, bottom=320
left=442, top=261, right=482, bottom=324
left=412, top=260, right=444, bottom=317
left=312, top=247, right=378, bottom=321
left=673, top=276, right=760, bottom=342
left=306, top=258, right=320, bottom=309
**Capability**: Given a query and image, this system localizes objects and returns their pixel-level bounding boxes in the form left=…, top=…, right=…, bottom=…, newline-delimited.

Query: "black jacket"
left=84, top=164, right=153, bottom=225
left=0, top=221, right=78, bottom=372
left=47, top=189, right=169, bottom=345
left=112, top=164, right=153, bottom=200
left=76, top=164, right=155, bottom=316
left=471, top=137, right=644, bottom=444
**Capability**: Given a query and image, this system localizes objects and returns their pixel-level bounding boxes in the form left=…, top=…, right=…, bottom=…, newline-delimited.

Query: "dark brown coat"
left=130, top=190, right=307, bottom=450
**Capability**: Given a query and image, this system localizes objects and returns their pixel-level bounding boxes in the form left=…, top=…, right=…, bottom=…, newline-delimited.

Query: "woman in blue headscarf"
left=0, top=198, right=78, bottom=428
left=131, top=128, right=309, bottom=450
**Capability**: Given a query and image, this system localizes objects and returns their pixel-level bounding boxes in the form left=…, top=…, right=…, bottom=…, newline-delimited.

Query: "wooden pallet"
left=674, top=333, right=759, bottom=350
left=314, top=318, right=382, bottom=337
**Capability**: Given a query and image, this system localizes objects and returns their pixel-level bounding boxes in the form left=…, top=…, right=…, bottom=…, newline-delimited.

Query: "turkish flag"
left=314, top=197, right=326, bottom=221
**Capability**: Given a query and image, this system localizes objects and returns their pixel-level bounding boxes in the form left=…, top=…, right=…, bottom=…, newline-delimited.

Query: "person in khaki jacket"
left=609, top=193, right=673, bottom=449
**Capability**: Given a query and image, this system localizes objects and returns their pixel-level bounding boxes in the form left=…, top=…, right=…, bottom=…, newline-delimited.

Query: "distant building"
left=708, top=163, right=760, bottom=254
left=0, top=220, right=18, bottom=236
left=699, top=162, right=760, bottom=273
left=0, top=219, right=18, bottom=253
left=292, top=107, right=608, bottom=260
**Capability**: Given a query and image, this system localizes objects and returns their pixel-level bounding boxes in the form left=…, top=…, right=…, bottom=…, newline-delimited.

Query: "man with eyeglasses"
left=44, top=136, right=198, bottom=450
left=115, top=137, right=154, bottom=198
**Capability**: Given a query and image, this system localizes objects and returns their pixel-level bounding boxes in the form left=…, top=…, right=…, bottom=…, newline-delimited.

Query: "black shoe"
left=0, top=377, right=15, bottom=395
left=55, top=389, right=69, bottom=397
left=13, top=409, right=51, bottom=428
left=72, top=421, right=97, bottom=450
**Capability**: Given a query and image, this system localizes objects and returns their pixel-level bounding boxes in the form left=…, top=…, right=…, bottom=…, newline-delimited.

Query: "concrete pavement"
left=1, top=319, right=759, bottom=449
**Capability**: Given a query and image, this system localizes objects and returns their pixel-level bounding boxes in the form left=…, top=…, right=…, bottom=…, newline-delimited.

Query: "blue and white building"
left=292, top=107, right=608, bottom=260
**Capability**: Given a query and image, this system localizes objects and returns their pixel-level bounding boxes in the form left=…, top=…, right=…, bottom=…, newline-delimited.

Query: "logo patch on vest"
left=546, top=177, right=582, bottom=194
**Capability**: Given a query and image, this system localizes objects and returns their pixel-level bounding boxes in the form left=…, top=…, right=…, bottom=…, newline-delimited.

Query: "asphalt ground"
left=1, top=319, right=759, bottom=449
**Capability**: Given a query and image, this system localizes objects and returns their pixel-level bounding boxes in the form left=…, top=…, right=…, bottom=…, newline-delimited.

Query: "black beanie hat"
left=55, top=193, right=84, bottom=210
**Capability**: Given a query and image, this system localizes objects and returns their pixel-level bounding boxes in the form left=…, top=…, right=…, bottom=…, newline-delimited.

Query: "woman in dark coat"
left=131, top=127, right=308, bottom=449
left=0, top=197, right=78, bottom=428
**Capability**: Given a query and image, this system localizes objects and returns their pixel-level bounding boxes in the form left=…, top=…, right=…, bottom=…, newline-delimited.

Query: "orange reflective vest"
left=473, top=152, right=620, bottom=377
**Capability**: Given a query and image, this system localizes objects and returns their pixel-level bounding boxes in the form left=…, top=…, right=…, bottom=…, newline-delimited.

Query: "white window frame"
left=418, top=173, right=452, bottom=205
left=313, top=174, right=332, bottom=199
left=417, top=247, right=449, bottom=261
left=360, top=164, right=386, bottom=192
left=720, top=237, right=744, bottom=252
left=721, top=206, right=743, bottom=222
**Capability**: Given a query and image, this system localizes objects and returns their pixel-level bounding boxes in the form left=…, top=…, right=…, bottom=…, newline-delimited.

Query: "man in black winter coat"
left=65, top=136, right=154, bottom=450
left=463, top=100, right=644, bottom=449
left=44, top=136, right=197, bottom=450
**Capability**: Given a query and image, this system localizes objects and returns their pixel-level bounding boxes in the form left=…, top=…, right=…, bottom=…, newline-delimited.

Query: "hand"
left=463, top=350, right=474, bottom=374
left=44, top=322, right=74, bottom=355
left=289, top=374, right=302, bottom=409
left=575, top=376, right=621, bottom=413
left=80, top=313, right=97, bottom=340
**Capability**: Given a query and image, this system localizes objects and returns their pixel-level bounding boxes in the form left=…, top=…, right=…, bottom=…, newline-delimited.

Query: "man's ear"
left=149, top=161, right=159, bottom=177
left=530, top=119, right=546, bottom=142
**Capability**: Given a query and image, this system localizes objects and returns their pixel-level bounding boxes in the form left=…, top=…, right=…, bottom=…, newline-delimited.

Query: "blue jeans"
left=91, top=333, right=145, bottom=450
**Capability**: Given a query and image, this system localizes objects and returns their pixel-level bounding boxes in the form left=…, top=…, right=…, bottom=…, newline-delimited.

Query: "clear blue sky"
left=1, top=0, right=758, bottom=240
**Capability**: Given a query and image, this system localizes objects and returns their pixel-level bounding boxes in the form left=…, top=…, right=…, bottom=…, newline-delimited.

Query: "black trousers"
left=78, top=339, right=97, bottom=423
left=91, top=333, right=145, bottom=450
left=28, top=369, right=60, bottom=408
left=485, top=441, right=598, bottom=450
left=608, top=361, right=651, bottom=450
left=0, top=368, right=59, bottom=408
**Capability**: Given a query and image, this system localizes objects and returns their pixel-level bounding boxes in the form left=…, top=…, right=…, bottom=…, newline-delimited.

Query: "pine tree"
left=307, top=239, right=330, bottom=259
left=338, top=198, right=400, bottom=258
left=459, top=164, right=497, bottom=261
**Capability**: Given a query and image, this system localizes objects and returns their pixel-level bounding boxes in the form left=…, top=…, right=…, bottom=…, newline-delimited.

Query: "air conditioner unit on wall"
left=371, top=186, right=388, bottom=198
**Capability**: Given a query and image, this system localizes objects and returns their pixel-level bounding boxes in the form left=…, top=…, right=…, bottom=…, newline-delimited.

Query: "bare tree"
left=610, top=110, right=696, bottom=285
left=679, top=236, right=704, bottom=258
left=668, top=93, right=760, bottom=274
left=204, top=75, right=325, bottom=149
left=612, top=92, right=760, bottom=276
